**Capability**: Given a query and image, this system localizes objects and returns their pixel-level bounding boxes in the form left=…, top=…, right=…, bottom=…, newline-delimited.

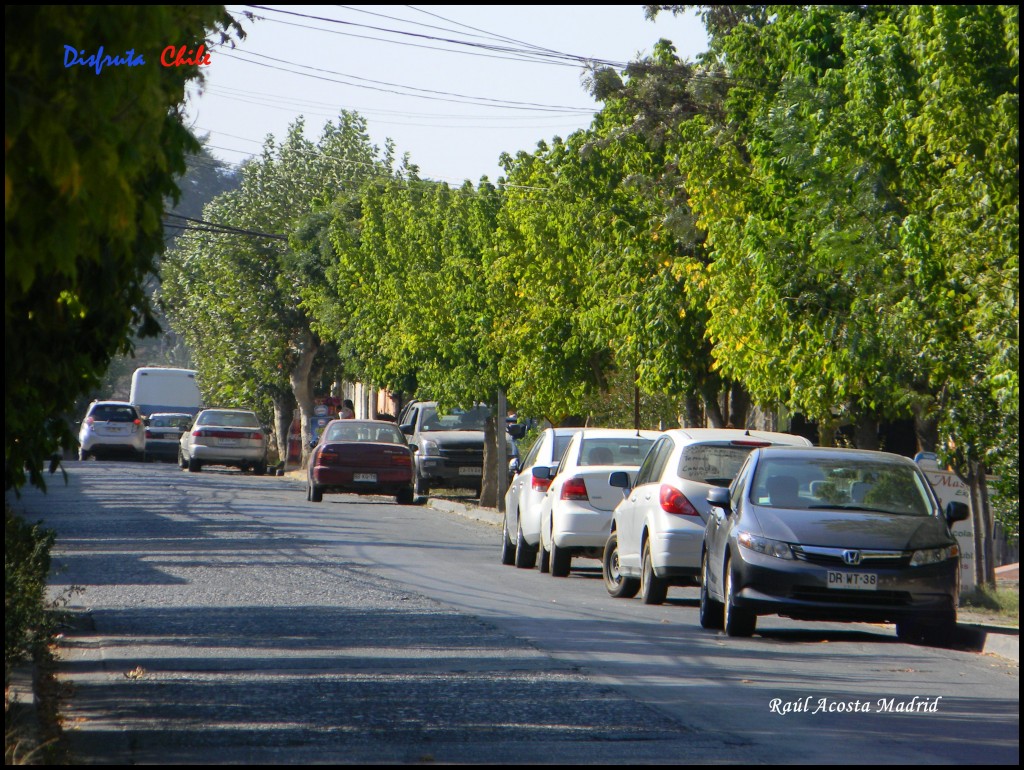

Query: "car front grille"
left=789, top=586, right=912, bottom=606
left=792, top=545, right=910, bottom=569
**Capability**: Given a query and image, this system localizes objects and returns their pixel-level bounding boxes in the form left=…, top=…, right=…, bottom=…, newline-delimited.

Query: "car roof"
left=197, top=408, right=257, bottom=414
left=753, top=445, right=918, bottom=465
left=149, top=412, right=193, bottom=418
left=573, top=428, right=662, bottom=439
left=663, top=428, right=812, bottom=447
left=323, top=419, right=401, bottom=427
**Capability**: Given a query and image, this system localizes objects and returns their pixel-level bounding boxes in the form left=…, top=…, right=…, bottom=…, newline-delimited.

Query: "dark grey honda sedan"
left=699, top=446, right=968, bottom=644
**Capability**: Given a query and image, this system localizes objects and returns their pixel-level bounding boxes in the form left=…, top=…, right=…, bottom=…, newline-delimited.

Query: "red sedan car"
left=307, top=419, right=416, bottom=504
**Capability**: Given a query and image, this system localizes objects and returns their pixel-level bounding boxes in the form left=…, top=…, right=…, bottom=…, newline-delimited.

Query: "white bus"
left=129, top=367, right=202, bottom=418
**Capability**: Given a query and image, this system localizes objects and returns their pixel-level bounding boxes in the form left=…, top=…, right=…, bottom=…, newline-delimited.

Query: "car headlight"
left=419, top=439, right=440, bottom=456
left=910, top=544, right=959, bottom=567
left=738, top=531, right=794, bottom=560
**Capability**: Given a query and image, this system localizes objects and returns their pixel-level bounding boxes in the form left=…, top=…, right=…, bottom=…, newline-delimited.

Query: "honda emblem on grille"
left=842, top=550, right=862, bottom=566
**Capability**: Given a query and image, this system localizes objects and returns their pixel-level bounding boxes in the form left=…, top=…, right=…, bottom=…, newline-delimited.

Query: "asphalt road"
left=9, top=462, right=1019, bottom=764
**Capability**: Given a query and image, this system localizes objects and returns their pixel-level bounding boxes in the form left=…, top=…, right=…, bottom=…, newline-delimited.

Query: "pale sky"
left=186, top=5, right=709, bottom=184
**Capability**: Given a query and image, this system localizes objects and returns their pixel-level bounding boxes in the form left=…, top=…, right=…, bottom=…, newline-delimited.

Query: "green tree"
left=162, top=113, right=396, bottom=466
left=5, top=6, right=242, bottom=490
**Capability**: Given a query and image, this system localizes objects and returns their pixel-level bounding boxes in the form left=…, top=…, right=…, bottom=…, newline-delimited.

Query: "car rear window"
left=678, top=445, right=756, bottom=485
left=578, top=438, right=655, bottom=466
left=150, top=415, right=191, bottom=429
left=324, top=423, right=405, bottom=444
left=90, top=405, right=138, bottom=422
left=196, top=411, right=260, bottom=428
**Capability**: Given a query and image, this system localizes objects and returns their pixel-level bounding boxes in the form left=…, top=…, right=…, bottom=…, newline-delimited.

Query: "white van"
left=129, top=367, right=202, bottom=418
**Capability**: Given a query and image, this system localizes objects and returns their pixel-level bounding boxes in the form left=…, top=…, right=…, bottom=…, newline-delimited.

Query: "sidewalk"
left=426, top=495, right=1019, bottom=664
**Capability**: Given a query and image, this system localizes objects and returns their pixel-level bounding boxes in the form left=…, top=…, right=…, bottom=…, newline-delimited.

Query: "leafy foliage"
left=5, top=5, right=242, bottom=490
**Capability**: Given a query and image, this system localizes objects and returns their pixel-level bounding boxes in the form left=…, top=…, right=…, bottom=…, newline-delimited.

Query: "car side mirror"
left=507, top=423, right=527, bottom=440
left=308, top=438, right=318, bottom=449
left=531, top=465, right=552, bottom=481
left=707, top=486, right=732, bottom=513
left=945, top=501, right=969, bottom=525
left=508, top=457, right=520, bottom=476
left=608, top=470, right=631, bottom=491
left=399, top=423, right=414, bottom=436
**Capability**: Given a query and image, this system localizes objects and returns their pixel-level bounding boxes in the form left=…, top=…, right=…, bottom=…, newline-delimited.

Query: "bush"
left=4, top=508, right=55, bottom=685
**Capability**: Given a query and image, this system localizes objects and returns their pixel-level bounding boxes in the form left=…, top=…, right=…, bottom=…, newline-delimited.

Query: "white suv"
left=78, top=401, right=146, bottom=461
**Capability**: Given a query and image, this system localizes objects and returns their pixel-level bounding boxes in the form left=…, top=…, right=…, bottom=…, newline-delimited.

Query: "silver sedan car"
left=700, top=446, right=968, bottom=643
left=179, top=408, right=268, bottom=475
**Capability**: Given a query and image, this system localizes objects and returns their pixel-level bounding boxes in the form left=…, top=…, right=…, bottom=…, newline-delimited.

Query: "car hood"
left=749, top=506, right=953, bottom=550
left=420, top=430, right=484, bottom=448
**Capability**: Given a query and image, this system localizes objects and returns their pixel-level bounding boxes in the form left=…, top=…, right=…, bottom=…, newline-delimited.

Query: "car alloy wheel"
left=603, top=532, right=640, bottom=599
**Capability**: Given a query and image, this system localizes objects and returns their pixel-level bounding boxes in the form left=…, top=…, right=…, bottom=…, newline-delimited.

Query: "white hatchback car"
left=179, top=408, right=268, bottom=475
left=603, top=428, right=812, bottom=604
left=538, top=429, right=661, bottom=577
left=78, top=401, right=146, bottom=461
left=501, top=427, right=584, bottom=569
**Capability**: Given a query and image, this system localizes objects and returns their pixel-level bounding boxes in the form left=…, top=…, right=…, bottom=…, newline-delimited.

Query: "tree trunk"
left=852, top=416, right=880, bottom=450
left=701, top=385, right=726, bottom=428
left=479, top=415, right=498, bottom=509
left=271, top=390, right=295, bottom=468
left=728, top=383, right=750, bottom=428
left=912, top=402, right=940, bottom=454
left=683, top=393, right=703, bottom=428
left=965, top=460, right=996, bottom=588
left=289, top=329, right=319, bottom=470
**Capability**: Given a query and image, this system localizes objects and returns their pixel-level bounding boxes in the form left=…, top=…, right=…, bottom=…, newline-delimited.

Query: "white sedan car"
left=538, top=429, right=661, bottom=577
left=179, top=408, right=268, bottom=475
left=603, top=428, right=812, bottom=604
left=501, top=427, right=583, bottom=569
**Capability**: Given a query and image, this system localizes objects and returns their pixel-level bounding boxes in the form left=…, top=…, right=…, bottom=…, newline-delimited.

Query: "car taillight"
left=85, top=417, right=95, bottom=425
left=660, top=484, right=700, bottom=516
left=390, top=453, right=411, bottom=466
left=729, top=440, right=771, bottom=448
left=145, top=430, right=153, bottom=438
left=249, top=432, right=263, bottom=441
left=532, top=475, right=552, bottom=492
left=192, top=429, right=206, bottom=437
left=561, top=477, right=589, bottom=501
left=318, top=447, right=340, bottom=464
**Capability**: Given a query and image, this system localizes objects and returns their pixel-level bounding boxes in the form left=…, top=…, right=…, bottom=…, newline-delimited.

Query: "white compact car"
left=538, top=428, right=661, bottom=577
left=78, top=401, right=147, bottom=461
left=603, top=428, right=812, bottom=604
left=501, top=427, right=584, bottom=569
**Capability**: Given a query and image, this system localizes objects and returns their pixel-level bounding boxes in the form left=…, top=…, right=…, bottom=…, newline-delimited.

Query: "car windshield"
left=678, top=445, right=756, bottom=485
left=150, top=415, right=191, bottom=429
left=751, top=457, right=936, bottom=516
left=90, top=405, right=138, bottom=422
left=578, top=437, right=656, bottom=466
left=324, top=423, right=406, bottom=444
left=196, top=411, right=260, bottom=428
left=420, top=405, right=489, bottom=432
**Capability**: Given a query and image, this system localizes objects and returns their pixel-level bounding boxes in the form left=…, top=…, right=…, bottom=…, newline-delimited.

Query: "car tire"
left=723, top=555, right=756, bottom=637
left=501, top=513, right=517, bottom=565
left=187, top=457, right=202, bottom=473
left=549, top=536, right=571, bottom=578
left=640, top=538, right=669, bottom=605
left=897, top=611, right=956, bottom=646
left=603, top=532, right=640, bottom=599
left=699, top=550, right=724, bottom=630
left=514, top=522, right=537, bottom=569
left=309, top=483, right=323, bottom=503
left=396, top=486, right=415, bottom=505
left=78, top=449, right=89, bottom=462
left=415, top=476, right=430, bottom=500
left=179, top=450, right=188, bottom=469
left=538, top=536, right=550, bottom=574
left=253, top=460, right=267, bottom=476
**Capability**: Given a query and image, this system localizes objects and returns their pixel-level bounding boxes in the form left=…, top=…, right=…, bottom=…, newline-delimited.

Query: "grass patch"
left=960, top=584, right=1019, bottom=622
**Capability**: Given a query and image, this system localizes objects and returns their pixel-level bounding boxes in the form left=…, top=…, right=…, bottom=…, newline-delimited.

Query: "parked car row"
left=77, top=400, right=270, bottom=475
left=501, top=427, right=969, bottom=646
